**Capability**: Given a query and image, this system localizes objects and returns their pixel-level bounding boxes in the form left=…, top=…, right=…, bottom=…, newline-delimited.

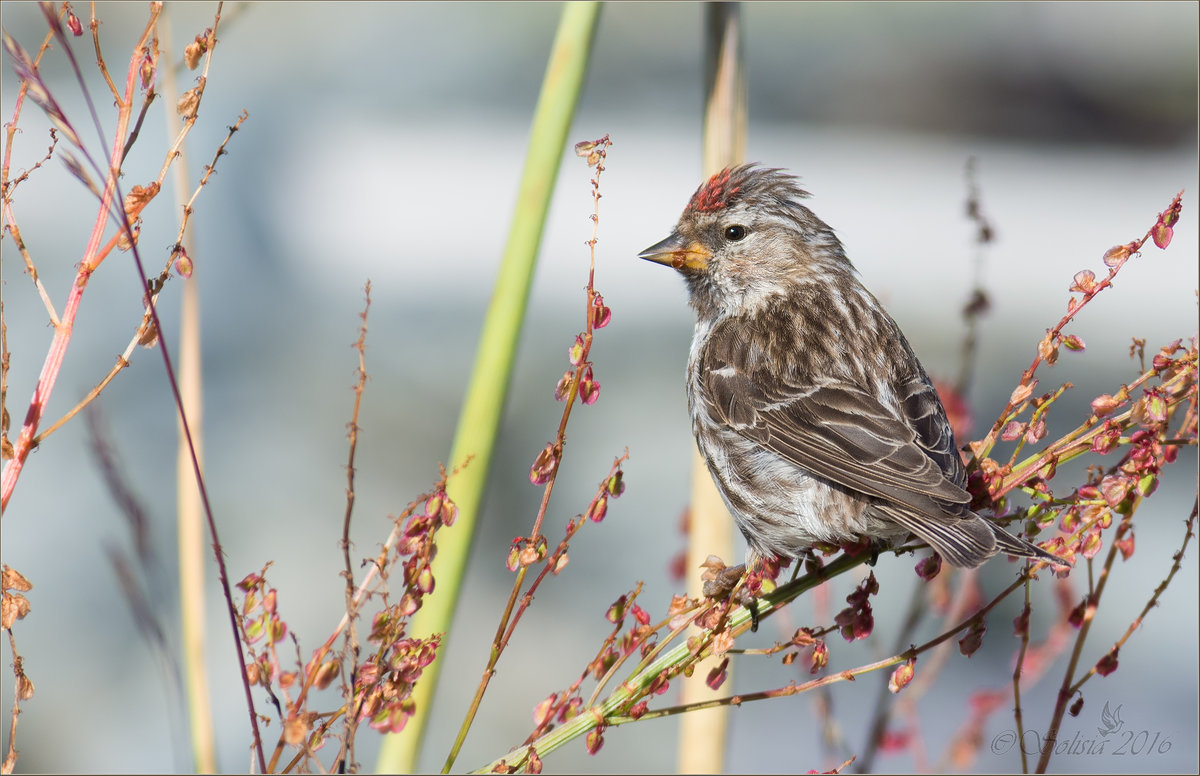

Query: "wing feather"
left=700, top=319, right=971, bottom=519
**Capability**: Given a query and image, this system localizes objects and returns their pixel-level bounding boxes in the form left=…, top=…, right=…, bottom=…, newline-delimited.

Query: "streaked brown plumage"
left=640, top=164, right=1062, bottom=569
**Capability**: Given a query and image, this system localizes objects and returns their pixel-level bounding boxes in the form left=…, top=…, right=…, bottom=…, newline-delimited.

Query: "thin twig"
left=2, top=630, right=26, bottom=775
left=1071, top=496, right=1196, bottom=694
left=442, top=135, right=613, bottom=774
left=970, top=190, right=1185, bottom=464
left=334, top=282, right=372, bottom=773
left=956, top=156, right=995, bottom=397
left=1034, top=489, right=1143, bottom=773
left=28, top=112, right=248, bottom=450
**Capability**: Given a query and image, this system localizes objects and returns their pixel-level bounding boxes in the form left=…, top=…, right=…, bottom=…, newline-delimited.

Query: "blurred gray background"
left=1, top=2, right=1197, bottom=773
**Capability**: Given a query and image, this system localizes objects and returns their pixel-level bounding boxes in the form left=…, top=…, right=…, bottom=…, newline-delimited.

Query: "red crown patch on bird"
left=687, top=168, right=741, bottom=213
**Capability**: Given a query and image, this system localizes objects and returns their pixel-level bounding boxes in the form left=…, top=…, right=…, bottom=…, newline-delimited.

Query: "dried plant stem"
left=1, top=19, right=55, bottom=186
left=1, top=4, right=156, bottom=509
left=30, top=4, right=268, bottom=768
left=334, top=282, right=372, bottom=772
left=25, top=112, right=245, bottom=450
left=158, top=9, right=214, bottom=770
left=2, top=1, right=236, bottom=500
left=379, top=4, right=601, bottom=771
left=2, top=630, right=23, bottom=775
left=2, top=138, right=61, bottom=325
left=262, top=479, right=442, bottom=774
left=681, top=5, right=746, bottom=771
left=956, top=156, right=995, bottom=397
left=1012, top=580, right=1034, bottom=774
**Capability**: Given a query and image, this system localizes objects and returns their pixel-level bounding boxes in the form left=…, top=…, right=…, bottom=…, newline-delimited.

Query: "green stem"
left=375, top=3, right=601, bottom=771
left=470, top=552, right=868, bottom=772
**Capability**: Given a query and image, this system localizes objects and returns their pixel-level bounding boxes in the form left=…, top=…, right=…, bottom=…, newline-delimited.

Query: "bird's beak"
left=638, top=231, right=710, bottom=272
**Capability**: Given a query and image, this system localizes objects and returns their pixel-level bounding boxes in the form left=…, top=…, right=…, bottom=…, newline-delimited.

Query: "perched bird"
left=640, top=164, right=1062, bottom=569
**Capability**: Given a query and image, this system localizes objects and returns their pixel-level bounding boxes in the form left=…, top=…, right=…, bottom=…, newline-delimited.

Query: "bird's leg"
left=745, top=597, right=760, bottom=632
left=791, top=552, right=808, bottom=580
left=839, top=536, right=879, bottom=566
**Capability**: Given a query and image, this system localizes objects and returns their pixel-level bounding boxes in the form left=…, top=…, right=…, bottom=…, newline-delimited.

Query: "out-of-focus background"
left=1, top=2, right=1196, bottom=773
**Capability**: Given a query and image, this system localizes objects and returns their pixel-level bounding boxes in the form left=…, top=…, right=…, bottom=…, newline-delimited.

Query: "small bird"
left=640, top=164, right=1062, bottom=569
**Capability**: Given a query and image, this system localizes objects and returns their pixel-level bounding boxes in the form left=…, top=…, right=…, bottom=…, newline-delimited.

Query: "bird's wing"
left=699, top=319, right=972, bottom=519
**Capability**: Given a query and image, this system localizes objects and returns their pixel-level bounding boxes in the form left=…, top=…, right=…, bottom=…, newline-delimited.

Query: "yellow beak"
left=638, top=231, right=711, bottom=272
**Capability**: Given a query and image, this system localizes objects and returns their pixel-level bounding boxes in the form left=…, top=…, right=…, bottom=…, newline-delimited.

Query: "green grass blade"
left=376, top=3, right=602, bottom=770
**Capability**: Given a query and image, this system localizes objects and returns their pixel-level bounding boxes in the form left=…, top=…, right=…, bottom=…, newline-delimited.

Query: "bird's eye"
left=724, top=224, right=746, bottom=241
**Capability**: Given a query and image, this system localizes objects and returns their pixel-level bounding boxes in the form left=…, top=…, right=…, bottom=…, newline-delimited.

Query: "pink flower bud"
left=1070, top=269, right=1098, bottom=294
left=1090, top=394, right=1122, bottom=417
left=554, top=370, right=573, bottom=401
left=1114, top=529, right=1135, bottom=561
left=914, top=553, right=941, bottom=581
left=1010, top=381, right=1035, bottom=405
left=958, top=618, right=986, bottom=657
left=1100, top=474, right=1130, bottom=508
left=1013, top=605, right=1030, bottom=637
left=529, top=443, right=558, bottom=485
left=888, top=658, right=915, bottom=693
left=1102, top=244, right=1132, bottom=268
left=1080, top=527, right=1103, bottom=559
left=577, top=365, right=600, bottom=405
left=1152, top=219, right=1173, bottom=249
left=1095, top=647, right=1119, bottom=677
left=416, top=564, right=434, bottom=594
left=1062, top=334, right=1086, bottom=351
left=1038, top=336, right=1059, bottom=365
left=706, top=657, right=730, bottom=690
left=568, top=334, right=586, bottom=366
left=810, top=641, right=828, bottom=674
left=607, top=469, right=626, bottom=497
left=533, top=695, right=556, bottom=727
left=591, top=294, right=612, bottom=329
left=1068, top=598, right=1087, bottom=628
left=585, top=726, right=605, bottom=755
left=587, top=495, right=608, bottom=523
left=606, top=595, right=627, bottom=623
left=1000, top=421, right=1025, bottom=441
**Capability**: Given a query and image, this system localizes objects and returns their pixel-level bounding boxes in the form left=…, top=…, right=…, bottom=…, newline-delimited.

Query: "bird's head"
left=639, top=164, right=850, bottom=318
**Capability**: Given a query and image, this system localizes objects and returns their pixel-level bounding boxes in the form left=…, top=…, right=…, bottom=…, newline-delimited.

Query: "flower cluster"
left=396, top=491, right=458, bottom=615
left=351, top=489, right=459, bottom=734
left=834, top=572, right=878, bottom=642
left=237, top=567, right=291, bottom=688
left=356, top=631, right=442, bottom=734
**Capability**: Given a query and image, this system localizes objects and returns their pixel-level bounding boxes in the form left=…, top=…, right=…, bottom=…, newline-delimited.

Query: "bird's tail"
left=879, top=505, right=997, bottom=568
left=987, top=521, right=1068, bottom=567
left=880, top=504, right=1068, bottom=569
